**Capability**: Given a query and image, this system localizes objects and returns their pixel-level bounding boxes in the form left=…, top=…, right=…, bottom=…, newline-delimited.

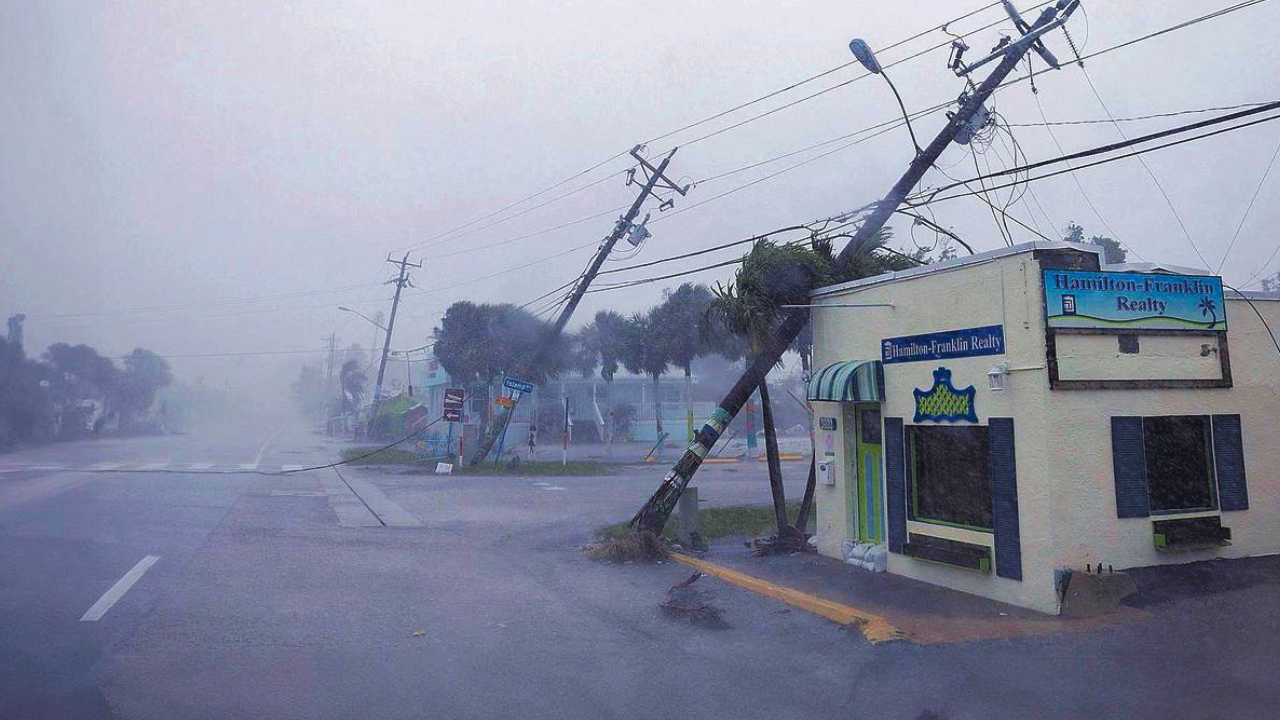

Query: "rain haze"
left=4, top=1, right=1280, bottom=718
left=4, top=0, right=1278, bottom=392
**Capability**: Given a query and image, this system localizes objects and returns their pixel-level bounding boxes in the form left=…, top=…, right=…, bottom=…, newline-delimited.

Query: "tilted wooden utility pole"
left=370, top=253, right=422, bottom=426
left=470, top=146, right=689, bottom=464
left=632, top=0, right=1082, bottom=533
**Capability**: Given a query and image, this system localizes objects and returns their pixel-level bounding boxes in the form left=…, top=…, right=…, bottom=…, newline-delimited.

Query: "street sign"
left=495, top=396, right=515, bottom=409
left=443, top=387, right=465, bottom=422
left=502, top=377, right=535, bottom=394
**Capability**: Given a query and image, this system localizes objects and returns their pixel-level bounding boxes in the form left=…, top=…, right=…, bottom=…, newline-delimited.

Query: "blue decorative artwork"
left=913, top=367, right=978, bottom=424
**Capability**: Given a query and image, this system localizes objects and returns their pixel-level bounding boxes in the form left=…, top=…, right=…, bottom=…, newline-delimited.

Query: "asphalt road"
left=2, top=417, right=1278, bottom=719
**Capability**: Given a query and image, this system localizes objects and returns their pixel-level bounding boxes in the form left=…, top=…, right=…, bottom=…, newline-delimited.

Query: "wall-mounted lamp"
left=988, top=362, right=1008, bottom=392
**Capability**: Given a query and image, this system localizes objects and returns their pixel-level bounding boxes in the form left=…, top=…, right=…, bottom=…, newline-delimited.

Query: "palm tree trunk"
left=795, top=458, right=817, bottom=535
left=795, top=352, right=816, bottom=535
left=757, top=377, right=790, bottom=537
left=652, top=374, right=663, bottom=454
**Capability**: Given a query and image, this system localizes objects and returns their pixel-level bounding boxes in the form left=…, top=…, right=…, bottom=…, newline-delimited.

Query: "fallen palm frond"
left=584, top=530, right=669, bottom=562
left=659, top=571, right=728, bottom=629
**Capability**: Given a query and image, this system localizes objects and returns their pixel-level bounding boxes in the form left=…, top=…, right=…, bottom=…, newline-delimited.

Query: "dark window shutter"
left=1111, top=416, right=1150, bottom=518
left=989, top=418, right=1022, bottom=581
left=883, top=417, right=908, bottom=554
left=1213, top=414, right=1249, bottom=511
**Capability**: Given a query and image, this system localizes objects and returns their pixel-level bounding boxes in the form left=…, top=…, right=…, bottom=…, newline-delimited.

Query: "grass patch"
left=596, top=501, right=816, bottom=543
left=339, top=447, right=615, bottom=476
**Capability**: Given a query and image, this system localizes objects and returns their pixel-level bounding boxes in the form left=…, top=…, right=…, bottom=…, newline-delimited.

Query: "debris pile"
left=584, top=530, right=669, bottom=562
left=659, top=571, right=728, bottom=630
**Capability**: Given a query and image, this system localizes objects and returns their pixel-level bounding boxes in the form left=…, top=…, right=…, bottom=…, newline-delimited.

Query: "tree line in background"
left=0, top=316, right=174, bottom=449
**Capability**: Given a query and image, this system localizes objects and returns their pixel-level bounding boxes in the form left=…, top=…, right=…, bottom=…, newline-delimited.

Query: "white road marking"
left=532, top=482, right=552, bottom=487
left=137, top=463, right=168, bottom=471
left=238, top=463, right=258, bottom=471
left=541, top=485, right=567, bottom=491
left=91, top=462, right=125, bottom=471
left=281, top=464, right=305, bottom=472
left=80, top=555, right=160, bottom=622
left=188, top=463, right=214, bottom=470
left=253, top=431, right=279, bottom=468
left=29, top=465, right=66, bottom=471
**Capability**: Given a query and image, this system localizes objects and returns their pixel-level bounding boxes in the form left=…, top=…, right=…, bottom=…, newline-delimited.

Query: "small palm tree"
left=338, top=360, right=367, bottom=416
left=1199, top=297, right=1219, bottom=328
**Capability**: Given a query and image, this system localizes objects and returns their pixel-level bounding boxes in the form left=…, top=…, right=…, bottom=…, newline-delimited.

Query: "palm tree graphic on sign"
left=1199, top=297, right=1219, bottom=329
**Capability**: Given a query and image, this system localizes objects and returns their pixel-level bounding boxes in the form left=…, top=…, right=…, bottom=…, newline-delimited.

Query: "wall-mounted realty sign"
left=1043, top=270, right=1227, bottom=331
left=882, top=325, right=1005, bottom=365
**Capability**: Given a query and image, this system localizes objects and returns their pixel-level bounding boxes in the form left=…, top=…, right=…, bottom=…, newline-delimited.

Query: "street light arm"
left=338, top=306, right=388, bottom=331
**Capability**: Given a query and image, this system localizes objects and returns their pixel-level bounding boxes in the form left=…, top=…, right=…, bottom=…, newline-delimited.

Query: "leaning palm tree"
left=705, top=239, right=835, bottom=545
left=338, top=360, right=367, bottom=418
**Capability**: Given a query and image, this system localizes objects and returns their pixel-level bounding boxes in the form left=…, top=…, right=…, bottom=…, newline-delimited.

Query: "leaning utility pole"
left=323, top=334, right=339, bottom=395
left=370, top=253, right=422, bottom=424
left=470, top=146, right=689, bottom=464
left=633, top=0, right=1081, bottom=533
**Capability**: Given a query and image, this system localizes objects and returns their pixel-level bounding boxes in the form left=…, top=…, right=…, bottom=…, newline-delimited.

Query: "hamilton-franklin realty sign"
left=1043, top=270, right=1227, bottom=331
left=882, top=325, right=1005, bottom=365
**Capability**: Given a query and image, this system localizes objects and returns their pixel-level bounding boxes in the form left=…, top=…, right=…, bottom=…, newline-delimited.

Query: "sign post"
left=442, top=387, right=466, bottom=464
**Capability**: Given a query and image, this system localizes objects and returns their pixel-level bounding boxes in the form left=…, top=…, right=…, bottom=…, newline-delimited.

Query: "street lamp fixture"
left=848, top=38, right=922, bottom=155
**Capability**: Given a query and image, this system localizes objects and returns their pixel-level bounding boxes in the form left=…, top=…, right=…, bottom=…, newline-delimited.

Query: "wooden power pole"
left=633, top=0, right=1083, bottom=533
left=470, top=146, right=690, bottom=464
left=370, top=253, right=422, bottom=426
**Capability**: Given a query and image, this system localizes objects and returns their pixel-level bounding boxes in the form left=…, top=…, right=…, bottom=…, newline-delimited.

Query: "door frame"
left=854, top=402, right=884, bottom=545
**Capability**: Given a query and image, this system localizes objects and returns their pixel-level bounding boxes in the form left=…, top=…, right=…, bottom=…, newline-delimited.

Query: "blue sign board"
left=1043, top=270, right=1227, bottom=330
left=502, top=376, right=535, bottom=394
left=882, top=325, right=1005, bottom=365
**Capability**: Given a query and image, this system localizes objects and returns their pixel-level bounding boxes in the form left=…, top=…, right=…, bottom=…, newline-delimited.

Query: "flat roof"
left=810, top=240, right=1280, bottom=303
left=811, top=240, right=1100, bottom=298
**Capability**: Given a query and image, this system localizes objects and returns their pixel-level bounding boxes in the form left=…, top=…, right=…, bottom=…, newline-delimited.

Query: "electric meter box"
left=817, top=460, right=835, bottom=486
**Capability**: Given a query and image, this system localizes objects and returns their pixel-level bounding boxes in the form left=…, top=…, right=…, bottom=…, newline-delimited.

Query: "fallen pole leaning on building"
left=631, top=0, right=1083, bottom=534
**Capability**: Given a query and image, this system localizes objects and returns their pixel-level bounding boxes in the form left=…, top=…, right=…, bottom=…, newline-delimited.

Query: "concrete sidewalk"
left=691, top=544, right=1144, bottom=644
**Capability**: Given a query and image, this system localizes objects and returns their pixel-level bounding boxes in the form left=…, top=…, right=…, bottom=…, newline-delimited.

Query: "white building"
left=806, top=240, right=1280, bottom=614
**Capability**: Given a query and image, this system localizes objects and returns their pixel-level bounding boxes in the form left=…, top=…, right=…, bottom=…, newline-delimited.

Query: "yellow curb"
left=702, top=457, right=741, bottom=464
left=669, top=553, right=907, bottom=644
left=758, top=453, right=805, bottom=462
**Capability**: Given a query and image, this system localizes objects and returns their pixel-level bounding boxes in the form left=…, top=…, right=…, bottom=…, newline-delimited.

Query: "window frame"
left=906, top=424, right=994, bottom=534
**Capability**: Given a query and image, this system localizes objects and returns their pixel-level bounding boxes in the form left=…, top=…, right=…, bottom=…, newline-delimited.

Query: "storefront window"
left=1143, top=415, right=1217, bottom=513
left=907, top=425, right=993, bottom=531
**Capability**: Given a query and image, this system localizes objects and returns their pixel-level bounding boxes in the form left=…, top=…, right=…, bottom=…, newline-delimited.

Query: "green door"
left=854, top=403, right=884, bottom=544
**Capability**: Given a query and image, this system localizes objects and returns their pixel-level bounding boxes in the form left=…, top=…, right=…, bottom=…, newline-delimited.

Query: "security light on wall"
left=988, top=363, right=1008, bottom=392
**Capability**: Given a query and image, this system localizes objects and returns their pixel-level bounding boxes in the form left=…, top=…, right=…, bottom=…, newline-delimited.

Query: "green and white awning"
left=806, top=360, right=884, bottom=402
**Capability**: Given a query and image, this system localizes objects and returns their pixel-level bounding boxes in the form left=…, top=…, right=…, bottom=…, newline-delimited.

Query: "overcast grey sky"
left=3, top=0, right=1279, bottom=391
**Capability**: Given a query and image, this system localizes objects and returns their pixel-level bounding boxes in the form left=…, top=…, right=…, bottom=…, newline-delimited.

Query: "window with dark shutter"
left=1111, top=416, right=1151, bottom=518
left=989, top=418, right=1022, bottom=581
left=883, top=417, right=907, bottom=554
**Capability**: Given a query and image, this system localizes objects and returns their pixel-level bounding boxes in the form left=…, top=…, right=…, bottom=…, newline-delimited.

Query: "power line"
left=912, top=109, right=1280, bottom=208
left=26, top=282, right=383, bottom=321
left=1008, top=101, right=1273, bottom=127
left=417, top=1, right=1277, bottom=300
left=404, top=169, right=630, bottom=253
left=1217, top=130, right=1280, bottom=273
left=1078, top=66, right=1213, bottom=271
left=1030, top=90, right=1143, bottom=260
left=393, top=1, right=1040, bottom=258
left=914, top=101, right=1280, bottom=200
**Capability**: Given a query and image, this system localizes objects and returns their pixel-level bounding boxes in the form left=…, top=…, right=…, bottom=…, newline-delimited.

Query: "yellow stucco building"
left=807, top=240, right=1280, bottom=614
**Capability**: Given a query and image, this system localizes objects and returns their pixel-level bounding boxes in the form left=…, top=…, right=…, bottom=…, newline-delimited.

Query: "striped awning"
left=806, top=360, right=884, bottom=402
